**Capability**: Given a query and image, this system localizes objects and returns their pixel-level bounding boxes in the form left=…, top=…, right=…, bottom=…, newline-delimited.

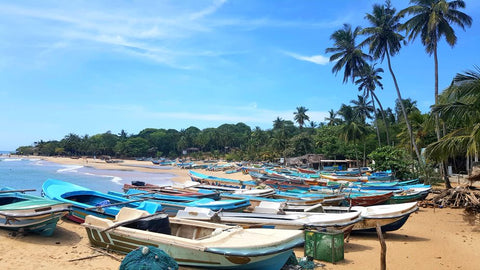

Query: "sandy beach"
left=1, top=157, right=479, bottom=270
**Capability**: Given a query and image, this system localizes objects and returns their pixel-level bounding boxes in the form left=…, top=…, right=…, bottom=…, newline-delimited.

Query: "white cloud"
left=283, top=51, right=330, bottom=65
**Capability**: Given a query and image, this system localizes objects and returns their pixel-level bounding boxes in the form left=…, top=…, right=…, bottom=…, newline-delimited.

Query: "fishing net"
left=119, top=246, right=178, bottom=270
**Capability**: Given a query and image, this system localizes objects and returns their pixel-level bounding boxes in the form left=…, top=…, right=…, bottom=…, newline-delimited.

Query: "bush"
left=368, top=146, right=414, bottom=179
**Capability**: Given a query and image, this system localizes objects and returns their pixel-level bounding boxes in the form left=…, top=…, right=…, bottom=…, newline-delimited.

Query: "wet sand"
left=1, top=157, right=479, bottom=270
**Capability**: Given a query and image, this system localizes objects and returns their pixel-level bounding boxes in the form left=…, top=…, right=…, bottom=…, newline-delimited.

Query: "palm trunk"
left=434, top=44, right=452, bottom=189
left=372, top=92, right=390, bottom=145
left=386, top=53, right=422, bottom=164
left=371, top=96, right=381, bottom=146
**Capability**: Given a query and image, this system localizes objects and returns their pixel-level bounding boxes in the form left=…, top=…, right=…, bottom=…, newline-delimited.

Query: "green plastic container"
left=304, top=229, right=344, bottom=263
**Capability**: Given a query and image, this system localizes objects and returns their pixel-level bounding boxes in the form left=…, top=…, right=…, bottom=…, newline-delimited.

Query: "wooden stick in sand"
left=376, top=222, right=386, bottom=270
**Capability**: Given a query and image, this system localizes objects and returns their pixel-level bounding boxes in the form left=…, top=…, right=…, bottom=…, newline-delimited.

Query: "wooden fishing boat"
left=320, top=173, right=368, bottom=182
left=189, top=170, right=259, bottom=189
left=122, top=181, right=221, bottom=200
left=0, top=188, right=71, bottom=236
left=257, top=201, right=419, bottom=233
left=176, top=206, right=362, bottom=231
left=273, top=190, right=345, bottom=206
left=346, top=191, right=393, bottom=206
left=348, top=202, right=418, bottom=232
left=108, top=190, right=250, bottom=216
left=386, top=188, right=431, bottom=204
left=42, top=179, right=162, bottom=223
left=83, top=207, right=304, bottom=270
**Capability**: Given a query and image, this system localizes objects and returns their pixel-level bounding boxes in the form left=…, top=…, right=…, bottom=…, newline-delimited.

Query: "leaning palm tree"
left=325, top=24, right=372, bottom=83
left=400, top=0, right=472, bottom=140
left=360, top=0, right=422, bottom=163
left=355, top=63, right=391, bottom=145
left=294, top=106, right=310, bottom=129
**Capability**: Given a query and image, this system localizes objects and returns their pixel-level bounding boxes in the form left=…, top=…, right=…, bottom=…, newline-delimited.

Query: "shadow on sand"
left=0, top=219, right=82, bottom=247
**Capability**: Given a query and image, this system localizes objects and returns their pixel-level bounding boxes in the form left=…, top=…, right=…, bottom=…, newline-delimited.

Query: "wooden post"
left=376, top=222, right=386, bottom=270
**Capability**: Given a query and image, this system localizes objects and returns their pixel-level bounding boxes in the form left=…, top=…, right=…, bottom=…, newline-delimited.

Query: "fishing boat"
left=0, top=188, right=71, bottom=236
left=176, top=206, right=362, bottom=232
left=42, top=179, right=162, bottom=223
left=189, top=170, right=259, bottom=189
left=83, top=207, right=304, bottom=270
left=348, top=202, right=418, bottom=232
left=266, top=201, right=419, bottom=233
left=122, top=181, right=221, bottom=200
left=108, top=190, right=250, bottom=216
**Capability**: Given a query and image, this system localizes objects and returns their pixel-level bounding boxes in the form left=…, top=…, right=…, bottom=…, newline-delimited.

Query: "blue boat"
left=0, top=187, right=71, bottom=236
left=42, top=179, right=162, bottom=223
left=109, top=189, right=251, bottom=216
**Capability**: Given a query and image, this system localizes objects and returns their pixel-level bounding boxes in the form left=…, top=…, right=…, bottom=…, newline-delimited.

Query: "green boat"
left=0, top=188, right=71, bottom=236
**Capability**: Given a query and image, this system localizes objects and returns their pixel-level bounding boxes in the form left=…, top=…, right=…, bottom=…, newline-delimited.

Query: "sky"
left=1, top=0, right=480, bottom=151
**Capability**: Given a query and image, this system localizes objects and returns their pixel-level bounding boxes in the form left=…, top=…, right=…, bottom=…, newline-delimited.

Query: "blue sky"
left=1, top=0, right=479, bottom=151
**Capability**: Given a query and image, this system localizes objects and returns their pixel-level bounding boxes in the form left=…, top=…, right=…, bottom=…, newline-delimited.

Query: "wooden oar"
left=100, top=212, right=167, bottom=232
left=84, top=198, right=150, bottom=211
left=0, top=189, right=36, bottom=194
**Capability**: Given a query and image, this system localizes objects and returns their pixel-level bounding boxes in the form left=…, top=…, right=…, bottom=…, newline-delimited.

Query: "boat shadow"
left=0, top=220, right=82, bottom=246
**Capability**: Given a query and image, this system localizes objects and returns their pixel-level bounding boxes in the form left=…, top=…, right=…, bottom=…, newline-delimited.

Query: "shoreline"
left=1, top=156, right=479, bottom=269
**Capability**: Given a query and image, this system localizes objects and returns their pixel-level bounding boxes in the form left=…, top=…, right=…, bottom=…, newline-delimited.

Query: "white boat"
left=260, top=201, right=419, bottom=233
left=175, top=206, right=362, bottom=231
left=83, top=207, right=304, bottom=270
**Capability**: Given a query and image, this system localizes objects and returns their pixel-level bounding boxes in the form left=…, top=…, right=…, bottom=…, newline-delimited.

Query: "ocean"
left=0, top=157, right=176, bottom=196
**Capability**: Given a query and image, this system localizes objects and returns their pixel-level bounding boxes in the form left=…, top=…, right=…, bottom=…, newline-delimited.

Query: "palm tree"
left=360, top=1, right=422, bottom=163
left=294, top=106, right=310, bottom=129
left=325, top=109, right=342, bottom=126
left=325, top=24, right=372, bottom=83
left=427, top=66, right=480, bottom=184
left=355, top=63, right=391, bottom=145
left=273, top=117, right=284, bottom=130
left=400, top=0, right=472, bottom=140
left=350, top=95, right=374, bottom=124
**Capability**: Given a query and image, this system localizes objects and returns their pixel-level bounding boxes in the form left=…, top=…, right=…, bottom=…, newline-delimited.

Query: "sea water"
left=0, top=157, right=175, bottom=196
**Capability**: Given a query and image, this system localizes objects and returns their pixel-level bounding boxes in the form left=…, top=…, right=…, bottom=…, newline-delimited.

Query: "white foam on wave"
left=1, top=158, right=22, bottom=162
left=83, top=172, right=123, bottom=185
left=57, top=165, right=84, bottom=173
left=111, top=177, right=123, bottom=185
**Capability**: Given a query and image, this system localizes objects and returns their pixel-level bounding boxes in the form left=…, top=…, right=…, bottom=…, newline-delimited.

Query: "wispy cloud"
left=92, top=103, right=329, bottom=128
left=282, top=51, right=330, bottom=65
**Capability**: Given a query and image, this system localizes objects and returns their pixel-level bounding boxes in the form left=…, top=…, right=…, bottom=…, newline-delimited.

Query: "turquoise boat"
left=42, top=179, right=162, bottom=223
left=109, top=189, right=251, bottom=216
left=0, top=188, right=71, bottom=236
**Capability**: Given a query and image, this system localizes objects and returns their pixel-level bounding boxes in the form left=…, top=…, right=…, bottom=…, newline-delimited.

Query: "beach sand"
left=1, top=157, right=479, bottom=270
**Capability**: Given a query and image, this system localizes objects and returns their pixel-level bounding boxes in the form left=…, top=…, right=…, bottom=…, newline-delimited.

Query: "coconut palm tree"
left=355, top=63, right=391, bottom=145
left=325, top=109, right=342, bottom=126
left=400, top=0, right=472, bottom=140
left=427, top=66, right=480, bottom=171
left=294, top=106, right=310, bottom=129
left=325, top=24, right=372, bottom=83
left=360, top=0, right=422, bottom=163
left=350, top=95, right=374, bottom=124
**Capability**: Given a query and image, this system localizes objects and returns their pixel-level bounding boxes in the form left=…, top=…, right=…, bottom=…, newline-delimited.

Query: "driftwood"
left=420, top=186, right=480, bottom=214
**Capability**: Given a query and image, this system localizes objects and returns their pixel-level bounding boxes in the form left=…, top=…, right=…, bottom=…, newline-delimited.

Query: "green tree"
left=361, top=0, right=422, bottom=163
left=324, top=109, right=342, bottom=126
left=355, top=63, right=391, bottom=145
left=427, top=66, right=480, bottom=167
left=400, top=0, right=472, bottom=140
left=294, top=106, right=310, bottom=129
left=368, top=145, right=414, bottom=179
left=325, top=24, right=371, bottom=83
